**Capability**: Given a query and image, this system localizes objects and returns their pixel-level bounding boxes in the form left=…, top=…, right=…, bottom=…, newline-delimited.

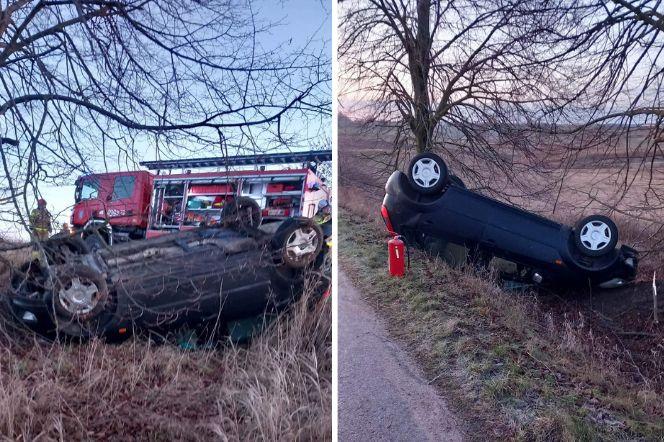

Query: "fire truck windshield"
left=75, top=179, right=100, bottom=202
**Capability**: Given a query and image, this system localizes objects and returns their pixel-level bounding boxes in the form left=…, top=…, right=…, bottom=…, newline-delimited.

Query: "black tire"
left=50, top=264, right=110, bottom=338
left=42, top=236, right=90, bottom=265
left=407, top=152, right=448, bottom=195
left=9, top=260, right=46, bottom=297
left=449, top=175, right=466, bottom=189
left=5, top=261, right=56, bottom=337
left=272, top=218, right=323, bottom=268
left=222, top=196, right=262, bottom=228
left=574, top=215, right=618, bottom=257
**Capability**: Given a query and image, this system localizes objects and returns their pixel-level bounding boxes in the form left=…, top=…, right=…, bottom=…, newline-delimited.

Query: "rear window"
left=112, top=176, right=135, bottom=200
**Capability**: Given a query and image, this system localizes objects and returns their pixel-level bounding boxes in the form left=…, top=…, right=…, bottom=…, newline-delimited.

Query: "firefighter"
left=29, top=199, right=52, bottom=241
left=314, top=199, right=332, bottom=237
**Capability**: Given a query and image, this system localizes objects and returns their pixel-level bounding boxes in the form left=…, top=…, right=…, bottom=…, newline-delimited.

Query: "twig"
left=653, top=271, right=659, bottom=325
left=616, top=331, right=659, bottom=338
left=427, top=372, right=444, bottom=385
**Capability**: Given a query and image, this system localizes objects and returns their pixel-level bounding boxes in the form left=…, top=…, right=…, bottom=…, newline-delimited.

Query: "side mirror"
left=309, top=183, right=320, bottom=191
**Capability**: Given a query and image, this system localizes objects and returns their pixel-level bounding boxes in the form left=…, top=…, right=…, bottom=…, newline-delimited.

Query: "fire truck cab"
left=70, top=150, right=331, bottom=247
left=71, top=171, right=154, bottom=245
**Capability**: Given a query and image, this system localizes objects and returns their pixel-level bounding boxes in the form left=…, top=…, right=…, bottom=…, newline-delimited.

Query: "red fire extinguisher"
left=388, top=235, right=406, bottom=277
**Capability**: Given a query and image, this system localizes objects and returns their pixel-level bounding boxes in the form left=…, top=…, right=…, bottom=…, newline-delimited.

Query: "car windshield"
left=75, top=179, right=99, bottom=202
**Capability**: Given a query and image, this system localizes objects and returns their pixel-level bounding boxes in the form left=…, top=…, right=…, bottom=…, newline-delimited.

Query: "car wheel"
left=407, top=152, right=448, bottom=195
left=51, top=264, right=110, bottom=337
left=574, top=215, right=618, bottom=257
left=6, top=261, right=55, bottom=336
left=273, top=218, right=323, bottom=268
left=10, top=260, right=46, bottom=297
left=222, top=196, right=262, bottom=228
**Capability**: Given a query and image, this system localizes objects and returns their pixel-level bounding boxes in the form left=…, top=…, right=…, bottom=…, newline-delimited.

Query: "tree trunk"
left=409, top=0, right=432, bottom=153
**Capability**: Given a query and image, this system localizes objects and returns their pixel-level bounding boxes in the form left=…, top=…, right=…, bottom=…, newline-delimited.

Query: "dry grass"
left=339, top=209, right=664, bottom=441
left=0, top=246, right=331, bottom=441
left=0, top=245, right=30, bottom=292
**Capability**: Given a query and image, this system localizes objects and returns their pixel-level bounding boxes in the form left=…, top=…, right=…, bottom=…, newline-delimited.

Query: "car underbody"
left=382, top=153, right=638, bottom=288
left=6, top=217, right=327, bottom=340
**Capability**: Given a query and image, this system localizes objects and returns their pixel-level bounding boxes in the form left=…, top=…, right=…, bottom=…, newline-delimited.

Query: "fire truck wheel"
left=273, top=218, right=323, bottom=268
left=222, top=196, right=262, bottom=228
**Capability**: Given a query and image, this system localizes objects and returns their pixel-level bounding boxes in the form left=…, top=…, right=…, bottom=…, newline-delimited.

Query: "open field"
left=339, top=117, right=664, bottom=440
left=0, top=246, right=331, bottom=441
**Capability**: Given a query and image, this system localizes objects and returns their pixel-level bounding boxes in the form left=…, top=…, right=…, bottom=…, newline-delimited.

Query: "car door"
left=107, top=174, right=138, bottom=222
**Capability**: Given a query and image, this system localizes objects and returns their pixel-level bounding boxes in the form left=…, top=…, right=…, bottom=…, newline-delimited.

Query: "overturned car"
left=381, top=152, right=638, bottom=288
left=6, top=201, right=326, bottom=340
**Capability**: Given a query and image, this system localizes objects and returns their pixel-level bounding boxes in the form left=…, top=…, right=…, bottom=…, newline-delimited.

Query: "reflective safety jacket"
left=29, top=208, right=52, bottom=233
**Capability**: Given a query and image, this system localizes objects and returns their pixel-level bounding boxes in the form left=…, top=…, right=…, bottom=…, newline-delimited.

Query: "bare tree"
left=340, top=0, right=664, bottom=207
left=531, top=0, right=664, bottom=194
left=0, top=0, right=330, bottom=233
left=340, top=0, right=664, bottom=264
left=447, top=0, right=664, bottom=233
left=340, top=0, right=572, bottom=190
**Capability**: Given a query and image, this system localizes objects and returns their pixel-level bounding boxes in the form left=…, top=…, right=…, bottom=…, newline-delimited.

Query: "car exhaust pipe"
left=598, top=278, right=627, bottom=289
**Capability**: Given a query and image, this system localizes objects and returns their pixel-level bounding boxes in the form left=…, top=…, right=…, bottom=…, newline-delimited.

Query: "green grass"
left=339, top=210, right=664, bottom=442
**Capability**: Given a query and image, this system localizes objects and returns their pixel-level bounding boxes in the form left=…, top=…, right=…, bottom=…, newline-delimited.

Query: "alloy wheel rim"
left=58, top=277, right=100, bottom=316
left=286, top=227, right=318, bottom=259
left=580, top=221, right=611, bottom=251
left=412, top=158, right=441, bottom=188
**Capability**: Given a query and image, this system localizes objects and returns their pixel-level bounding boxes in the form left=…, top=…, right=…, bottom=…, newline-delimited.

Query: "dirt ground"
left=338, top=271, right=463, bottom=441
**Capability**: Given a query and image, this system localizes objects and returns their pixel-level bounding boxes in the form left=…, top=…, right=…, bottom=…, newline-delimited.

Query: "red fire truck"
left=70, top=150, right=331, bottom=248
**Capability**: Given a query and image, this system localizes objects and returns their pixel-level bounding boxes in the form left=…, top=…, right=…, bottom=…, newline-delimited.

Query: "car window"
left=112, top=176, right=135, bottom=200
left=78, top=181, right=99, bottom=201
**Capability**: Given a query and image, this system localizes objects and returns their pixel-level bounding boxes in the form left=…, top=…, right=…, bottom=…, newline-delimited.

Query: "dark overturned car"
left=6, top=199, right=328, bottom=340
left=381, top=152, right=638, bottom=288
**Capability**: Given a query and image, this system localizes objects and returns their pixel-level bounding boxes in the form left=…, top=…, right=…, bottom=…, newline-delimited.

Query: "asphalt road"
left=338, top=271, right=464, bottom=442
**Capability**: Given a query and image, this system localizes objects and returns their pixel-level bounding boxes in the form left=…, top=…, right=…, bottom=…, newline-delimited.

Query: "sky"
left=2, top=0, right=331, bottom=239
